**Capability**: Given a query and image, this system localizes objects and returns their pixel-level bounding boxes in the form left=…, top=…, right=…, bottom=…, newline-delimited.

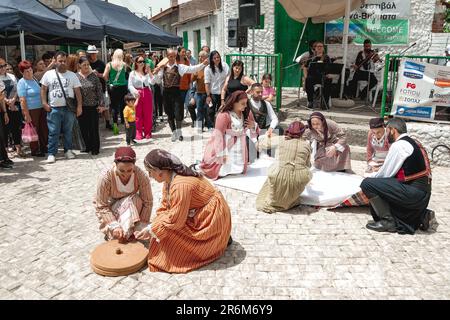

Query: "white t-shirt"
left=41, top=69, right=81, bottom=107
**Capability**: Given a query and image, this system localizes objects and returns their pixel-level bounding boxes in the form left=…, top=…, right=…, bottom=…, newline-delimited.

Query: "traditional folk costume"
left=94, top=148, right=153, bottom=240
left=144, top=149, right=232, bottom=273
left=155, top=61, right=205, bottom=141
left=361, top=132, right=434, bottom=234
left=366, top=118, right=390, bottom=174
left=199, top=91, right=259, bottom=180
left=256, top=121, right=312, bottom=213
left=304, top=112, right=351, bottom=172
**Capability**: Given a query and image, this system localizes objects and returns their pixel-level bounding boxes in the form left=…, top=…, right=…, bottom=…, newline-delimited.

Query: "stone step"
left=278, top=107, right=378, bottom=126
left=278, top=120, right=370, bottom=147
left=349, top=145, right=367, bottom=162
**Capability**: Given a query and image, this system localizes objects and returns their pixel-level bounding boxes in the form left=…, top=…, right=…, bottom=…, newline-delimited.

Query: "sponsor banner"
left=392, top=59, right=450, bottom=123
left=325, top=0, right=410, bottom=45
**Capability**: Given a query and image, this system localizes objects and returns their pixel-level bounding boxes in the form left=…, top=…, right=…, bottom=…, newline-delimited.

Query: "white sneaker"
left=46, top=155, right=56, bottom=163
left=65, top=150, right=76, bottom=159
left=171, top=131, right=178, bottom=142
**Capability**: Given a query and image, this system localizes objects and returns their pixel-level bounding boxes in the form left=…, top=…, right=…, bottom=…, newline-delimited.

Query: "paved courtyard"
left=1, top=119, right=449, bottom=300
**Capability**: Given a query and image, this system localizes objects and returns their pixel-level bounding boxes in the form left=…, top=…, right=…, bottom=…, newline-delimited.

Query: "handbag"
left=55, top=70, right=77, bottom=113
left=22, top=123, right=39, bottom=143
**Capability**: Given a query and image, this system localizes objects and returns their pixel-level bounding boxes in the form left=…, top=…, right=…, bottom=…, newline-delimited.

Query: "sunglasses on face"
left=0, top=64, right=7, bottom=68
left=137, top=60, right=145, bottom=64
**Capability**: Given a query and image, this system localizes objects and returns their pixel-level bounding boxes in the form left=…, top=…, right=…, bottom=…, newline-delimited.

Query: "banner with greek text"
left=392, top=59, right=450, bottom=123
left=325, top=0, right=410, bottom=45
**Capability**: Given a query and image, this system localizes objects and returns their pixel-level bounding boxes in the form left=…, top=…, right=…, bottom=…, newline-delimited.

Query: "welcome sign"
left=325, top=0, right=410, bottom=45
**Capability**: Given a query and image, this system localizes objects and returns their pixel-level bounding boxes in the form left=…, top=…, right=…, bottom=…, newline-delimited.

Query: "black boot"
left=176, top=120, right=183, bottom=141
left=419, top=209, right=436, bottom=231
left=366, top=196, right=397, bottom=232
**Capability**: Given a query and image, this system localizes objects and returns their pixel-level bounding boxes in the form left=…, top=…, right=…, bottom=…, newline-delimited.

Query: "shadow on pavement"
left=200, top=241, right=247, bottom=271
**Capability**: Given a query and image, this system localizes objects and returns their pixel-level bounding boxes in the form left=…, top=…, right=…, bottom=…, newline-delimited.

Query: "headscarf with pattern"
left=285, top=121, right=306, bottom=140
left=144, top=149, right=200, bottom=177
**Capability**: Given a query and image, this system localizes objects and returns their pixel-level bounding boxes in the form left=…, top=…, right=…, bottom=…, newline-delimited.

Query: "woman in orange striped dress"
left=138, top=148, right=232, bottom=273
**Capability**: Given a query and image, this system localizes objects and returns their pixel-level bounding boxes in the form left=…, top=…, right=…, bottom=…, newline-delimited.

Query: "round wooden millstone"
left=90, top=240, right=148, bottom=277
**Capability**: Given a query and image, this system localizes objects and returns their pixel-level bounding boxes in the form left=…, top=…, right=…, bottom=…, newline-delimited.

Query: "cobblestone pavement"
left=1, top=120, right=449, bottom=300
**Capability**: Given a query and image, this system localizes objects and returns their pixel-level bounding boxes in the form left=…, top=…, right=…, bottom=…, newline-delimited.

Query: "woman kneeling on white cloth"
left=304, top=112, right=352, bottom=172
left=196, top=90, right=259, bottom=180
left=94, top=147, right=153, bottom=241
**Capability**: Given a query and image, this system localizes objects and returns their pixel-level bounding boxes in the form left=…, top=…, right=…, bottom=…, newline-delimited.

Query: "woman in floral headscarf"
left=141, top=148, right=232, bottom=273
left=195, top=90, right=259, bottom=180
left=256, top=121, right=312, bottom=213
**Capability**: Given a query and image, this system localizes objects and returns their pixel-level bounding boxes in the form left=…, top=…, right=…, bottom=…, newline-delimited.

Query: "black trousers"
left=163, top=87, right=184, bottom=131
left=305, top=76, right=331, bottom=107
left=0, top=112, right=9, bottom=161
left=360, top=177, right=431, bottom=234
left=109, top=85, right=128, bottom=124
left=126, top=122, right=136, bottom=144
left=78, top=106, right=100, bottom=153
left=207, top=94, right=221, bottom=129
left=347, top=70, right=378, bottom=98
left=5, top=109, right=22, bottom=146
left=152, top=84, right=164, bottom=118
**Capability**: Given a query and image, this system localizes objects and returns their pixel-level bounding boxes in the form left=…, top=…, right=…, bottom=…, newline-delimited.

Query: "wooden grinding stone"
left=91, top=240, right=148, bottom=277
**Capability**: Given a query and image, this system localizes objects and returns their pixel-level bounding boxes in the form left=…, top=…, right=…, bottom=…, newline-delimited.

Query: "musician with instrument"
left=305, top=41, right=332, bottom=110
left=346, top=39, right=381, bottom=100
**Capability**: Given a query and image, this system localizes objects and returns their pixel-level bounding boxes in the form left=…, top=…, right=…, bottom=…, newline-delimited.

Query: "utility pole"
left=149, top=7, right=152, bottom=17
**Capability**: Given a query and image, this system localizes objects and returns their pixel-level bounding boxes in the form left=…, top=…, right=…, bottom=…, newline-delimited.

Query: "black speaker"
left=228, top=18, right=248, bottom=48
left=239, top=0, right=260, bottom=27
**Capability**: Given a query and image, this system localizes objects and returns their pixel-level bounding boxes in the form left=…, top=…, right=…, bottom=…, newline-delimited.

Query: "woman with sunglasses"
left=128, top=56, right=156, bottom=140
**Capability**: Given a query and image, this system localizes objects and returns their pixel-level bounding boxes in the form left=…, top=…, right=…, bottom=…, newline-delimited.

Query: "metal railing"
left=381, top=54, right=450, bottom=118
left=225, top=53, right=283, bottom=110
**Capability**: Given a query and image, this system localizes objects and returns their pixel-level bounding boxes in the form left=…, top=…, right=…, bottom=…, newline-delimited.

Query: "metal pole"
left=20, top=31, right=26, bottom=61
left=252, top=27, right=255, bottom=79
left=380, top=53, right=390, bottom=118
left=68, top=45, right=71, bottom=54
left=102, top=36, right=107, bottom=62
left=4, top=46, right=8, bottom=62
left=340, top=0, right=351, bottom=99
left=293, top=18, right=309, bottom=63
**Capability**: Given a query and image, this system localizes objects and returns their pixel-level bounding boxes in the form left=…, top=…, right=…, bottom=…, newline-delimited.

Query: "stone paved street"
left=1, top=120, right=449, bottom=300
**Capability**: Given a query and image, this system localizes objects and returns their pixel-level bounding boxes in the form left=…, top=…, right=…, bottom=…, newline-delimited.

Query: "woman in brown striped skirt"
left=94, top=147, right=153, bottom=241
left=139, top=148, right=232, bottom=273
left=304, top=112, right=352, bottom=172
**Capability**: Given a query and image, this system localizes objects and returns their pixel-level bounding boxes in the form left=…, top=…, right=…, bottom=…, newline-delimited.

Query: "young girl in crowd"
left=261, top=73, right=275, bottom=103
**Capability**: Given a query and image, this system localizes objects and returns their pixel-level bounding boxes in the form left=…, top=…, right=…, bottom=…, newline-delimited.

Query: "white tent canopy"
left=279, top=0, right=365, bottom=98
left=278, top=0, right=363, bottom=23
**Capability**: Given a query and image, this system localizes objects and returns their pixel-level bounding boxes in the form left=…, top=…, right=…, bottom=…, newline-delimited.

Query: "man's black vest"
left=248, top=99, right=269, bottom=130
left=396, top=136, right=429, bottom=182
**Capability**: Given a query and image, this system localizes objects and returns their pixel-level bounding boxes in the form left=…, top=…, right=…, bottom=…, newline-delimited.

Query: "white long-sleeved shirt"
left=128, top=71, right=156, bottom=97
left=155, top=62, right=206, bottom=87
left=249, top=98, right=279, bottom=129
left=204, top=62, right=230, bottom=95
left=371, top=133, right=414, bottom=178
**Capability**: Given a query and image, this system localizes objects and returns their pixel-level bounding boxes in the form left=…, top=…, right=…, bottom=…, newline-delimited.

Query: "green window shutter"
left=183, top=31, right=188, bottom=49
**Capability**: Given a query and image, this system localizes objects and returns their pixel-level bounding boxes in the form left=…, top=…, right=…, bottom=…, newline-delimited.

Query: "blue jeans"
left=47, top=106, right=76, bottom=155
left=195, top=93, right=210, bottom=129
